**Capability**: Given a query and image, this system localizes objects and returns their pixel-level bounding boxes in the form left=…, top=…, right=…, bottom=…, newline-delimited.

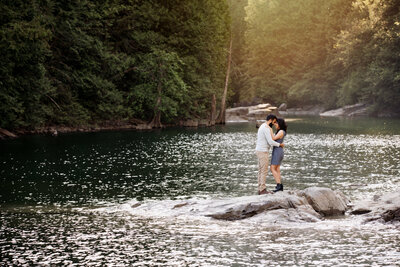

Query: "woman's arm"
left=272, top=129, right=284, bottom=140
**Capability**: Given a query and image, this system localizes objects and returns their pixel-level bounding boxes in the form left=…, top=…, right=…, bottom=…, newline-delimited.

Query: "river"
left=1, top=117, right=399, bottom=266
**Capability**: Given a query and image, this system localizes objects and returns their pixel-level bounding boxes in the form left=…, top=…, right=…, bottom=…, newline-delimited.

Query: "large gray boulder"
left=301, top=187, right=349, bottom=216
left=201, top=187, right=349, bottom=221
left=205, top=192, right=321, bottom=221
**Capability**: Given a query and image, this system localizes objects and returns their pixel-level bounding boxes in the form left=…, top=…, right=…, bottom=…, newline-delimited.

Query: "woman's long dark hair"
left=276, top=118, right=287, bottom=133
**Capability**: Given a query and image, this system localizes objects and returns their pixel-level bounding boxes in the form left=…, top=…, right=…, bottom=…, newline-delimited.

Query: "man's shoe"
left=259, top=189, right=273, bottom=195
left=259, top=189, right=267, bottom=195
left=273, top=183, right=283, bottom=193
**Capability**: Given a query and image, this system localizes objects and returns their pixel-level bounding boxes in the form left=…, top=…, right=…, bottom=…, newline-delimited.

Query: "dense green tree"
left=334, top=0, right=400, bottom=112
left=239, top=0, right=399, bottom=114
left=0, top=0, right=53, bottom=129
left=243, top=0, right=352, bottom=107
left=0, top=0, right=231, bottom=130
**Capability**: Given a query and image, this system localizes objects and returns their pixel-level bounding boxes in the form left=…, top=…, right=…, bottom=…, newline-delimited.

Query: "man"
left=255, top=114, right=284, bottom=195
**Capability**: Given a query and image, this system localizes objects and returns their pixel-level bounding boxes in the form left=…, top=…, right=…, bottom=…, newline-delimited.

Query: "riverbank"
left=0, top=118, right=217, bottom=140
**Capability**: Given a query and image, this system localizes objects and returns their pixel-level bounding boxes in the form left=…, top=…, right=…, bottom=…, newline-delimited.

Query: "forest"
left=1, top=0, right=399, bottom=131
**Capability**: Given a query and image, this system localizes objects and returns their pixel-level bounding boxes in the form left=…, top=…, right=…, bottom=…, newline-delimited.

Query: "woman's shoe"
left=273, top=183, right=283, bottom=192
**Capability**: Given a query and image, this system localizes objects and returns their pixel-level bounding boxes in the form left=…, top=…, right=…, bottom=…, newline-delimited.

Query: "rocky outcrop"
left=107, top=188, right=400, bottom=226
left=0, top=128, right=17, bottom=139
left=115, top=187, right=350, bottom=224
left=189, top=187, right=348, bottom=222
left=279, top=106, right=326, bottom=116
left=205, top=192, right=323, bottom=221
left=226, top=103, right=280, bottom=122
left=350, top=190, right=400, bottom=224
left=320, top=103, right=369, bottom=117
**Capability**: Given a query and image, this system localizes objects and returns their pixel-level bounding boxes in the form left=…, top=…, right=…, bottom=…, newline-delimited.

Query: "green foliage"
left=0, top=0, right=230, bottom=130
left=234, top=0, right=399, bottom=113
left=0, top=0, right=53, bottom=129
left=335, top=0, right=400, bottom=112
left=243, top=0, right=353, bottom=107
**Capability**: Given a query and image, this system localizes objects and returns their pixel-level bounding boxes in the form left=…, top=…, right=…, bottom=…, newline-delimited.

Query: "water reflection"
left=1, top=209, right=399, bottom=266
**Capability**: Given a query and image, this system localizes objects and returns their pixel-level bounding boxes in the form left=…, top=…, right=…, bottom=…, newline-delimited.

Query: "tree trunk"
left=216, top=33, right=233, bottom=124
left=149, top=95, right=162, bottom=128
left=210, top=93, right=216, bottom=124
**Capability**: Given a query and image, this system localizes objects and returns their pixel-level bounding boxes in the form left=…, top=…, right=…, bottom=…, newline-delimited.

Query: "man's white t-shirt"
left=255, top=123, right=280, bottom=152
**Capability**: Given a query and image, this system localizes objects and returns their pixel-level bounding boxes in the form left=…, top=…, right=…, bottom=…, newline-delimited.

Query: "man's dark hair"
left=266, top=114, right=277, bottom=121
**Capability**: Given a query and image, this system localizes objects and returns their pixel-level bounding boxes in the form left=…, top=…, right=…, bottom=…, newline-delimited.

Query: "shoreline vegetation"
left=2, top=102, right=399, bottom=140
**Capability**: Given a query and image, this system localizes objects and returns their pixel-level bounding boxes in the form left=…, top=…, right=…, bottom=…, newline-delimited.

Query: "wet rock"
left=131, top=203, right=141, bottom=208
left=350, top=190, right=400, bottom=224
left=382, top=208, right=400, bottom=222
left=301, top=187, right=349, bottom=216
left=173, top=202, right=189, bottom=209
left=204, top=188, right=344, bottom=221
left=351, top=208, right=371, bottom=215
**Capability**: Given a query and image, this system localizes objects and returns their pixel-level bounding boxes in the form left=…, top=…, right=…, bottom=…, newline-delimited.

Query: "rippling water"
left=1, top=117, right=400, bottom=266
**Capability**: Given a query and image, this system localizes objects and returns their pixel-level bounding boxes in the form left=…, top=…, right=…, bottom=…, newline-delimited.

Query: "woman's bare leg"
left=276, top=165, right=281, bottom=184
left=270, top=165, right=280, bottom=184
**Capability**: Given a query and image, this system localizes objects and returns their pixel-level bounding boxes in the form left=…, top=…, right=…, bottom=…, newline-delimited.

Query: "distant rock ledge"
left=226, top=102, right=400, bottom=122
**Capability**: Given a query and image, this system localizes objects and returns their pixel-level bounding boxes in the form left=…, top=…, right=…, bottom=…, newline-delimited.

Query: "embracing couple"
left=255, top=114, right=287, bottom=195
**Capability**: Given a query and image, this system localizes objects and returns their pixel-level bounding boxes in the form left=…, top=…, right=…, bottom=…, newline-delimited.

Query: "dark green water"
left=1, top=117, right=399, bottom=266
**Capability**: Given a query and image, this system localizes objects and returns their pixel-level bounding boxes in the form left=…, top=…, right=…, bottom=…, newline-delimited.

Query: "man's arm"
left=264, top=127, right=281, bottom=147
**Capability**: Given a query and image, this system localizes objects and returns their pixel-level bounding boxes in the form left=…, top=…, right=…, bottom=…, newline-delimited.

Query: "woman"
left=270, top=118, right=287, bottom=192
